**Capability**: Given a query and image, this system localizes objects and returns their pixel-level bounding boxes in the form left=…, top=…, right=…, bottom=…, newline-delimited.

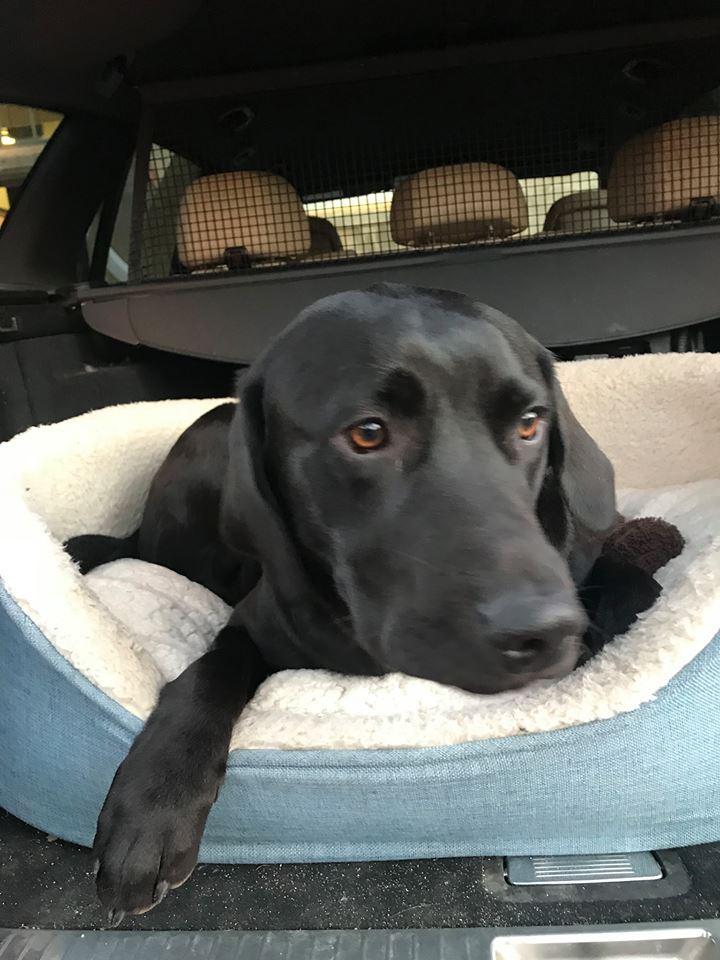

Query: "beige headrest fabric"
left=607, top=117, right=720, bottom=223
left=177, top=171, right=311, bottom=269
left=390, top=162, right=529, bottom=246
left=543, top=189, right=613, bottom=233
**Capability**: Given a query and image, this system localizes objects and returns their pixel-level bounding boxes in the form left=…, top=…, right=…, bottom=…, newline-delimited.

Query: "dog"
left=68, top=283, right=630, bottom=922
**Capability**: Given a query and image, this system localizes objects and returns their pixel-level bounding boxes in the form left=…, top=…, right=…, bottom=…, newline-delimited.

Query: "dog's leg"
left=64, top=532, right=139, bottom=573
left=93, top=622, right=267, bottom=923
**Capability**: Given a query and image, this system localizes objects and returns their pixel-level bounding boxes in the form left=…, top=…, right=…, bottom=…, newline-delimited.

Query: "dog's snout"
left=478, top=590, right=586, bottom=672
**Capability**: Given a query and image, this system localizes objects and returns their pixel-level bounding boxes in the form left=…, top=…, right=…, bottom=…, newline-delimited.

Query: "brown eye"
left=347, top=419, right=388, bottom=452
left=517, top=410, right=541, bottom=441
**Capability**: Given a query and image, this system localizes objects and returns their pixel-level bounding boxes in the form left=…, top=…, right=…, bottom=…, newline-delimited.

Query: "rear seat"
left=607, top=116, right=720, bottom=223
left=543, top=189, right=613, bottom=233
left=308, top=216, right=343, bottom=254
left=300, top=215, right=356, bottom=262
left=177, top=170, right=311, bottom=272
left=390, top=162, right=528, bottom=247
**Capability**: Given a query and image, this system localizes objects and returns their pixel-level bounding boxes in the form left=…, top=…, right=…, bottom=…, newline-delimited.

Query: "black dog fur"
left=65, top=284, right=660, bottom=921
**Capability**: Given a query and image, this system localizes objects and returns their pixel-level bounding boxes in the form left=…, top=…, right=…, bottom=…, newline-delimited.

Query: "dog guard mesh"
left=130, top=99, right=720, bottom=284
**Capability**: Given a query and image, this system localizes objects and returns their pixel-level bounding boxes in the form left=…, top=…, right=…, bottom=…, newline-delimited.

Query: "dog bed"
left=1, top=353, right=719, bottom=862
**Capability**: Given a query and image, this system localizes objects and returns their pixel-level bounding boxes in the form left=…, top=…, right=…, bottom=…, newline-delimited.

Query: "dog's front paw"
left=94, top=795, right=209, bottom=924
left=93, top=751, right=217, bottom=924
left=90, top=646, right=242, bottom=922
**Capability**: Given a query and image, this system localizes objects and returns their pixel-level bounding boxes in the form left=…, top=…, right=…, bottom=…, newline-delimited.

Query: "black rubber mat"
left=2, top=810, right=720, bottom=931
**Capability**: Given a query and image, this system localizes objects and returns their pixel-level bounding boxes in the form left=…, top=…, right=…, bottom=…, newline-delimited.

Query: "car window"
left=140, top=146, right=200, bottom=281
left=0, top=104, right=63, bottom=228
left=93, top=145, right=200, bottom=286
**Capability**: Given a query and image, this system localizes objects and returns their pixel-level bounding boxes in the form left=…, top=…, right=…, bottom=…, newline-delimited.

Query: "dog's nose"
left=478, top=589, right=586, bottom=672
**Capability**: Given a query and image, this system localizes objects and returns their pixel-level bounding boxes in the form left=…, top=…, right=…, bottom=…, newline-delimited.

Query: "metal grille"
left=131, top=104, right=720, bottom=284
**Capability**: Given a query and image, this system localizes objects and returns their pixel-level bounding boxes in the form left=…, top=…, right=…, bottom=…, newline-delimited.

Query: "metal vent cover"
left=505, top=853, right=663, bottom=886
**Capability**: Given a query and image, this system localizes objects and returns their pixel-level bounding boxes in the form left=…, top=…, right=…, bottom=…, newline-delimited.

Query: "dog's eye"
left=347, top=419, right=388, bottom=452
left=517, top=410, right=542, bottom=442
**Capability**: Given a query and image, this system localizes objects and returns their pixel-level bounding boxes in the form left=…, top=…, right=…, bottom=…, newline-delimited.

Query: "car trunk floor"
left=2, top=810, right=720, bottom=931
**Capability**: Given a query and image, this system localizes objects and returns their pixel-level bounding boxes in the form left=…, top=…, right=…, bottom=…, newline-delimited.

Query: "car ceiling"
left=3, top=0, right=720, bottom=116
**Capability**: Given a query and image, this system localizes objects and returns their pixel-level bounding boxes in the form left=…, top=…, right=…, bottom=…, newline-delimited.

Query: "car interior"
left=1, top=0, right=720, bottom=955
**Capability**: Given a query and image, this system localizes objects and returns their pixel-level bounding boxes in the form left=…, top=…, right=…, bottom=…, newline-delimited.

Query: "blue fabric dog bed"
left=1, top=354, right=719, bottom=861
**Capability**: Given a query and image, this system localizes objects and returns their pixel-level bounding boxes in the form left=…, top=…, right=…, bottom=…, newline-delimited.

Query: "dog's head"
left=221, top=284, right=616, bottom=693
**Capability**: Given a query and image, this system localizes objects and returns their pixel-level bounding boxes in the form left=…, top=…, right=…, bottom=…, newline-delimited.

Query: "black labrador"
left=66, top=283, right=656, bottom=922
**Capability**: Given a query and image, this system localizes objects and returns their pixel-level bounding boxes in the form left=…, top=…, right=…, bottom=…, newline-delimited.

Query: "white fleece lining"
left=0, top=354, right=718, bottom=751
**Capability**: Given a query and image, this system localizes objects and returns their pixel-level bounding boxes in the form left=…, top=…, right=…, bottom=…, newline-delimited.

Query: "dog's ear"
left=220, top=375, right=308, bottom=605
left=537, top=349, right=618, bottom=582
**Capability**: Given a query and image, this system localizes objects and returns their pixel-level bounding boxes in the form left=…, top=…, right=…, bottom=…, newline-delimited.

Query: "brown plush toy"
left=601, top=516, right=685, bottom=576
